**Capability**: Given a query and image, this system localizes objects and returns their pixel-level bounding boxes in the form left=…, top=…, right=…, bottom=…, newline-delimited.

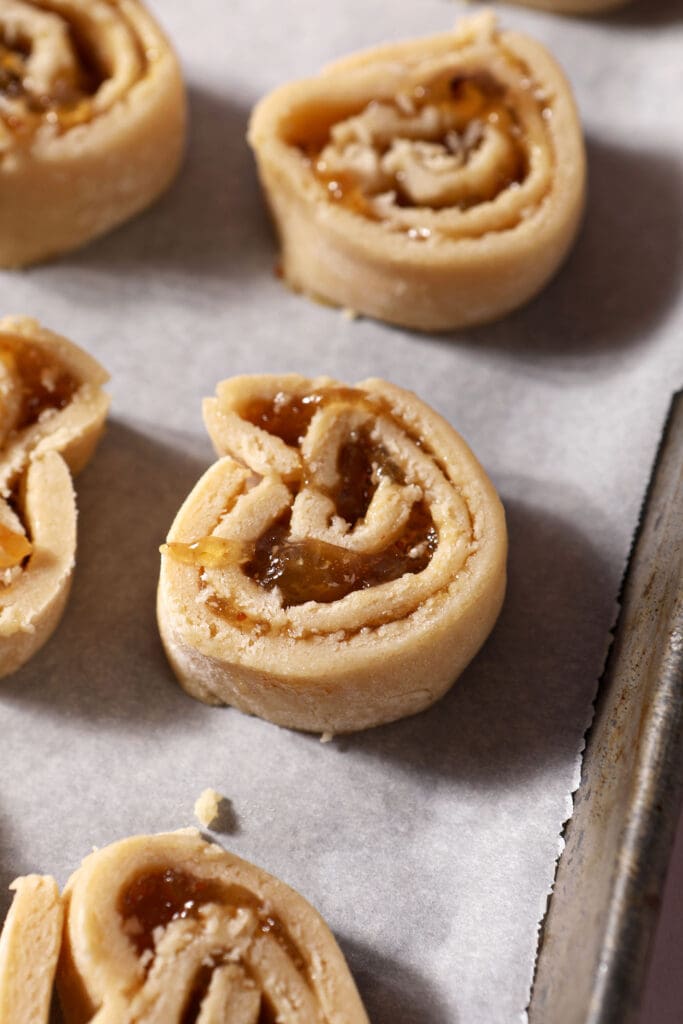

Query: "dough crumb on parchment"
left=194, top=788, right=224, bottom=827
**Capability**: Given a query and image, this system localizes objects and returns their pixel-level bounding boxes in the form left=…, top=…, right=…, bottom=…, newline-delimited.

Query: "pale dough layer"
left=0, top=0, right=186, bottom=268
left=0, top=316, right=109, bottom=677
left=0, top=875, right=64, bottom=1024
left=57, top=830, right=370, bottom=1024
left=248, top=13, right=586, bottom=330
left=0, top=451, right=76, bottom=676
left=157, top=374, right=507, bottom=733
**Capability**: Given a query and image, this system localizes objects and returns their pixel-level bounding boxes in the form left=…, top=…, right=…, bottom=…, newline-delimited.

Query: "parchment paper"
left=1, top=1, right=682, bottom=1021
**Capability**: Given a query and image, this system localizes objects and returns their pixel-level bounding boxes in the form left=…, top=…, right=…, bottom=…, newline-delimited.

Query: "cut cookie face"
left=158, top=374, right=507, bottom=733
left=248, top=13, right=585, bottom=331
left=56, top=830, right=370, bottom=1024
left=0, top=875, right=64, bottom=1024
left=0, top=0, right=186, bottom=267
left=0, top=316, right=109, bottom=678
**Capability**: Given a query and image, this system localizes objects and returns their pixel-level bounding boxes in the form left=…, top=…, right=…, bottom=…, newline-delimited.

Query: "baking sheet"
left=1, top=1, right=682, bottom=1021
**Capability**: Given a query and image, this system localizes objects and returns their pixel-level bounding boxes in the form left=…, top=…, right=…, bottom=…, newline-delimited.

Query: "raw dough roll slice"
left=57, top=830, right=370, bottom=1024
left=0, top=0, right=186, bottom=268
left=0, top=875, right=64, bottom=1024
left=248, top=13, right=585, bottom=331
left=0, top=316, right=109, bottom=677
left=158, top=374, right=507, bottom=733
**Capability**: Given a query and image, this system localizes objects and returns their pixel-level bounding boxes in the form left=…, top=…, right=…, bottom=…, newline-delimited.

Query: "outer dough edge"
left=0, top=874, right=64, bottom=1024
left=0, top=452, right=76, bottom=679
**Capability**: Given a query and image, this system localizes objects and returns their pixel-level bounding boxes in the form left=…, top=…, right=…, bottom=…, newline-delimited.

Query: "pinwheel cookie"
left=39, top=829, right=365, bottom=1023
left=0, top=0, right=186, bottom=267
left=0, top=316, right=109, bottom=678
left=158, top=374, right=507, bottom=733
left=248, top=13, right=585, bottom=330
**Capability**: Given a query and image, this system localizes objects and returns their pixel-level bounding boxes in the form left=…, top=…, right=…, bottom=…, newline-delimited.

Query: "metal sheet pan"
left=530, top=391, right=683, bottom=1024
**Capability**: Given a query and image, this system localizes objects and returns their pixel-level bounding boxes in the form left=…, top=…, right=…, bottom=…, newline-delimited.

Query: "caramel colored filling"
left=241, top=386, right=378, bottom=447
left=0, top=31, right=99, bottom=134
left=0, top=339, right=79, bottom=433
left=165, top=386, right=439, bottom=607
left=332, top=429, right=405, bottom=522
left=306, top=71, right=527, bottom=217
left=120, top=866, right=309, bottom=1022
left=162, top=536, right=246, bottom=571
left=245, top=503, right=437, bottom=606
left=120, top=869, right=227, bottom=957
left=0, top=522, right=31, bottom=569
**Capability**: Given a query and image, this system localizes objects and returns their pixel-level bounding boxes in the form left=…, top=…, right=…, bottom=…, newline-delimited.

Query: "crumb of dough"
left=194, top=788, right=224, bottom=828
left=320, top=731, right=335, bottom=744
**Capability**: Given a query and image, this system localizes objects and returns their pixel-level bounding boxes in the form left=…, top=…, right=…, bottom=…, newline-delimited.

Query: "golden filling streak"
left=164, top=387, right=439, bottom=607
left=120, top=868, right=310, bottom=1022
left=245, top=504, right=437, bottom=607
left=120, top=869, right=228, bottom=956
left=0, top=338, right=79, bottom=433
left=306, top=72, right=527, bottom=218
left=0, top=339, right=79, bottom=575
left=0, top=521, right=31, bottom=568
left=0, top=36, right=96, bottom=133
left=241, top=386, right=380, bottom=447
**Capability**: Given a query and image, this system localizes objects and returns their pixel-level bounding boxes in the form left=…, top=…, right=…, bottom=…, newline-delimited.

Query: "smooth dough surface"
left=57, top=829, right=370, bottom=1024
left=0, top=875, right=64, bottom=1024
left=248, top=12, right=586, bottom=330
left=158, top=374, right=507, bottom=733
left=0, top=316, right=109, bottom=677
left=0, top=0, right=186, bottom=267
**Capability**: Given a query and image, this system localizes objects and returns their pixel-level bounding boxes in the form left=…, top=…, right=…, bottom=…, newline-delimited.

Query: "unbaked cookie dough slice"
left=158, top=374, right=507, bottom=733
left=0, top=316, right=109, bottom=677
left=57, top=830, right=369, bottom=1024
left=0, top=875, right=64, bottom=1024
left=248, top=12, right=585, bottom=331
left=0, top=0, right=186, bottom=267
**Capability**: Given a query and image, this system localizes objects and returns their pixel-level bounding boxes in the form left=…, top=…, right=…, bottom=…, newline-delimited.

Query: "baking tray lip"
left=529, top=389, right=683, bottom=1024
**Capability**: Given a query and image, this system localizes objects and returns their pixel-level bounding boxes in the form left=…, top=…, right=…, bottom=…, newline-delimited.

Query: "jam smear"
left=333, top=429, right=404, bottom=523
left=0, top=23, right=103, bottom=134
left=245, top=502, right=437, bottom=607
left=164, top=386, right=438, bottom=605
left=119, top=869, right=226, bottom=956
left=307, top=70, right=527, bottom=213
left=161, top=536, right=246, bottom=570
left=258, top=913, right=308, bottom=975
left=0, top=340, right=79, bottom=433
left=241, top=386, right=374, bottom=447
left=0, top=522, right=32, bottom=570
left=121, top=868, right=310, bottom=1016
left=242, top=391, right=323, bottom=447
